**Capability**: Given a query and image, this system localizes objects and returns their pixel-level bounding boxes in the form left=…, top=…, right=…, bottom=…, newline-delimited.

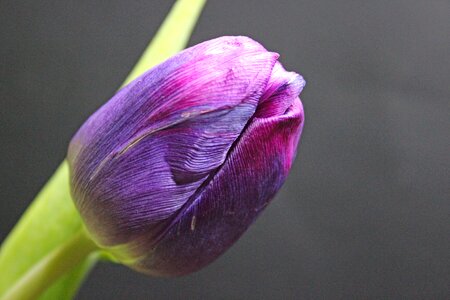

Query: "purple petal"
left=130, top=92, right=305, bottom=276
left=68, top=36, right=306, bottom=276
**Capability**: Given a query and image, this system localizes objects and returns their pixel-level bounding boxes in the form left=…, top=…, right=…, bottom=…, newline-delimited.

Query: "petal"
left=131, top=97, right=305, bottom=276
left=68, top=36, right=279, bottom=248
left=255, top=62, right=305, bottom=118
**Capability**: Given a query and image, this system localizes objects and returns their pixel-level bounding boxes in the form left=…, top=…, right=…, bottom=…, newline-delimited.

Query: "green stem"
left=1, top=231, right=98, bottom=300
left=123, top=0, right=207, bottom=86
left=0, top=0, right=207, bottom=298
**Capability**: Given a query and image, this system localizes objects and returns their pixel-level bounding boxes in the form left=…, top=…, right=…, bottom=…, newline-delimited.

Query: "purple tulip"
left=68, top=36, right=305, bottom=276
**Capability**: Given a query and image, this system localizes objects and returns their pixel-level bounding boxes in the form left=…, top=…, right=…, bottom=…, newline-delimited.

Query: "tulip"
left=67, top=36, right=305, bottom=276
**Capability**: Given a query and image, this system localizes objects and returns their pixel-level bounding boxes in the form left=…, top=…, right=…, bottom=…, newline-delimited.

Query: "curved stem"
left=122, top=0, right=207, bottom=86
left=0, top=1, right=207, bottom=299
left=1, top=230, right=98, bottom=300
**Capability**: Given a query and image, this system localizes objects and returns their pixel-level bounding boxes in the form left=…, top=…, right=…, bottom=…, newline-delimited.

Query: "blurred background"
left=1, top=0, right=449, bottom=299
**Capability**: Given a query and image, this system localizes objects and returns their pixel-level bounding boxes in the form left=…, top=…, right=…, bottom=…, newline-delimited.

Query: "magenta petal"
left=256, top=62, right=305, bottom=118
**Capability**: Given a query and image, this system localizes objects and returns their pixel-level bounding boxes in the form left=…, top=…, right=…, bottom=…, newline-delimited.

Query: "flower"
left=67, top=36, right=305, bottom=276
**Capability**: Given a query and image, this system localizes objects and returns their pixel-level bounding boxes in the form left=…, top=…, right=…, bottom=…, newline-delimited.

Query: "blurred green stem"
left=1, top=230, right=98, bottom=300
left=0, top=0, right=207, bottom=299
left=123, top=0, right=207, bottom=86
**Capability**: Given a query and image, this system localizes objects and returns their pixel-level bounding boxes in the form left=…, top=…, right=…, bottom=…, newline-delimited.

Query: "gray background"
left=1, top=0, right=449, bottom=299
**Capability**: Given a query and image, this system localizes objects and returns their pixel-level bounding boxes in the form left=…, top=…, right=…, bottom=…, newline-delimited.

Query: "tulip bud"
left=67, top=36, right=305, bottom=276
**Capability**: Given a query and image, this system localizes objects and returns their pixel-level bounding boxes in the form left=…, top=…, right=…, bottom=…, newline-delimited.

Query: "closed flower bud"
left=68, top=36, right=305, bottom=276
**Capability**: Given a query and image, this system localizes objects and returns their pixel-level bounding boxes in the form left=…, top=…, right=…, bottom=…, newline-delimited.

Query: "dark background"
left=1, top=0, right=449, bottom=299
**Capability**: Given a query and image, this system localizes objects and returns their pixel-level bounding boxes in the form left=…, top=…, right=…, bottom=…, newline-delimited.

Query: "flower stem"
left=122, top=0, right=207, bottom=86
left=0, top=1, right=207, bottom=298
left=1, top=230, right=98, bottom=300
